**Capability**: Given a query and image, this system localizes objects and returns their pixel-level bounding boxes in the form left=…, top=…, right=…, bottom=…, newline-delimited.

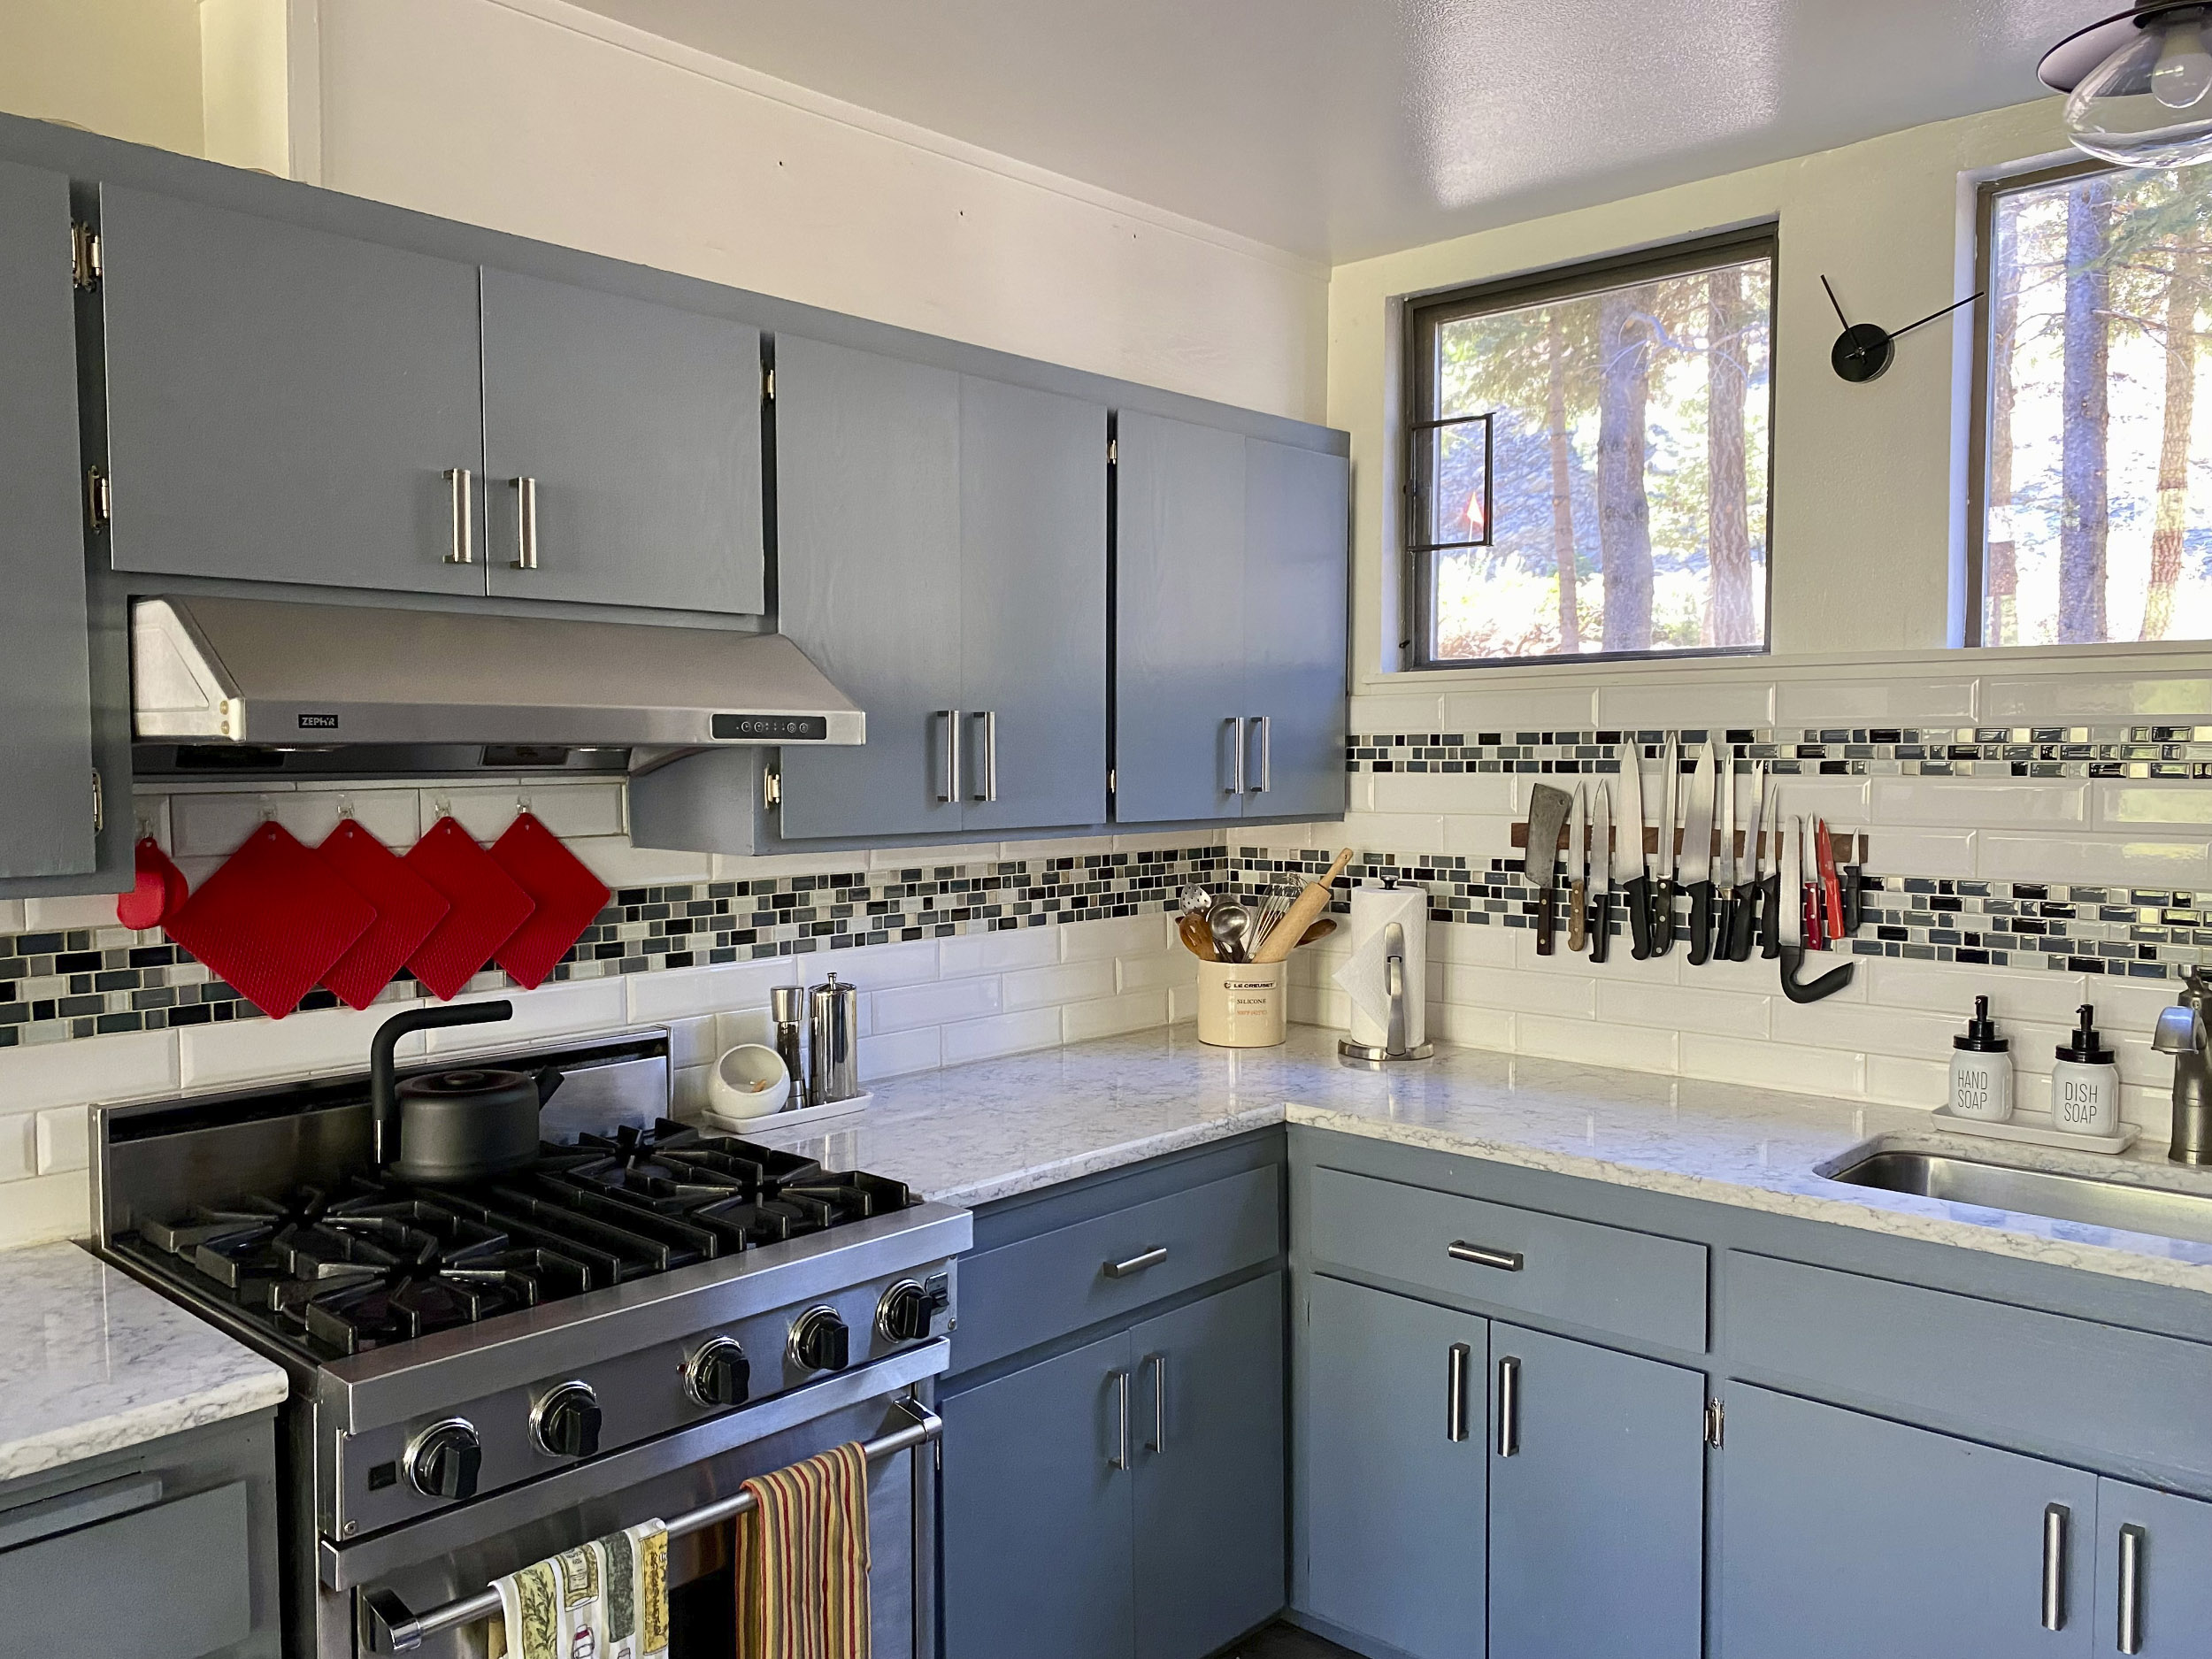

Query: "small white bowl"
left=708, top=1042, right=790, bottom=1119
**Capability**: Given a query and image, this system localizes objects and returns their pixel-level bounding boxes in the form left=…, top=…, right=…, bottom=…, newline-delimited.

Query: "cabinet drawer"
left=1304, top=1165, right=1707, bottom=1350
left=952, top=1165, right=1281, bottom=1373
left=1729, top=1251, right=2212, bottom=1484
left=0, top=1480, right=252, bottom=1659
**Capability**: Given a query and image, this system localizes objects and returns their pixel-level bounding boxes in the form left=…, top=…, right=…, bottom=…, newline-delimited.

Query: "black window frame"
left=1401, top=224, right=1781, bottom=671
left=1965, top=155, right=2118, bottom=649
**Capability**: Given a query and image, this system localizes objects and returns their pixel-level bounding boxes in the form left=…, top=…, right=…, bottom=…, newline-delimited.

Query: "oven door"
left=328, top=1348, right=942, bottom=1659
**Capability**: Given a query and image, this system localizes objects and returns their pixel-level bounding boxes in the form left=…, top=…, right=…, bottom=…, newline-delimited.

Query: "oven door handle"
left=360, top=1392, right=943, bottom=1652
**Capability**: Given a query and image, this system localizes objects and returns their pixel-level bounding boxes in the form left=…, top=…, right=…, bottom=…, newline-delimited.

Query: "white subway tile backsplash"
left=1427, top=1001, right=1512, bottom=1051
left=0, top=1113, right=35, bottom=1181
left=171, top=787, right=419, bottom=857
left=444, top=783, right=624, bottom=841
left=1438, top=685, right=1598, bottom=731
left=1371, top=772, right=1515, bottom=815
left=35, top=1104, right=88, bottom=1175
left=1597, top=979, right=1773, bottom=1040
left=1003, top=960, right=1117, bottom=1012
left=1870, top=780, right=2086, bottom=828
left=1440, top=962, right=1596, bottom=1018
left=1978, top=833, right=2209, bottom=887
left=625, top=958, right=800, bottom=1025
left=1681, top=1033, right=1866, bottom=1097
left=0, top=1027, right=179, bottom=1110
left=1863, top=1054, right=1949, bottom=1109
left=938, top=926, right=1059, bottom=977
left=1056, top=914, right=1167, bottom=962
left=1350, top=693, right=1448, bottom=732
left=1117, top=952, right=1198, bottom=995
left=1338, top=811, right=1448, bottom=856
left=2094, top=784, right=2212, bottom=829
left=872, top=977, right=1002, bottom=1033
left=1516, top=1011, right=1679, bottom=1072
left=1593, top=680, right=1772, bottom=728
left=1063, top=990, right=1170, bottom=1044
left=859, top=1025, right=941, bottom=1082
left=571, top=837, right=715, bottom=887
left=1774, top=678, right=1978, bottom=724
left=1981, top=672, right=2212, bottom=721
left=941, top=1007, right=1063, bottom=1065
left=1864, top=828, right=1978, bottom=878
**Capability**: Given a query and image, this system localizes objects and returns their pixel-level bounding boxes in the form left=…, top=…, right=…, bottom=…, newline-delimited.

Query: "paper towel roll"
left=1333, top=884, right=1428, bottom=1050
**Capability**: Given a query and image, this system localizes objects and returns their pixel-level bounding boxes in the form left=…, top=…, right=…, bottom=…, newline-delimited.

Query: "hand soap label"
left=1949, top=1056, right=2011, bottom=1122
left=2053, top=1063, right=2120, bottom=1138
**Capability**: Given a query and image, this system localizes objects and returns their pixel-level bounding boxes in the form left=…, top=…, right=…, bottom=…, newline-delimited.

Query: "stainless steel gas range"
left=90, top=1028, right=968, bottom=1659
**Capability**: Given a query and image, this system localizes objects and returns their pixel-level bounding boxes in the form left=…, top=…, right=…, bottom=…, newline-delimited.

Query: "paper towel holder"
left=1339, top=918, right=1435, bottom=1067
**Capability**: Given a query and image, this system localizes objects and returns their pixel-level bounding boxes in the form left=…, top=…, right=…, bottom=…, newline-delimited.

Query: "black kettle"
left=370, top=1002, right=565, bottom=1183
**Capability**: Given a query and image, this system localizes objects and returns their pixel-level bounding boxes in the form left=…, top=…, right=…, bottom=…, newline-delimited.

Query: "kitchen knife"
left=1778, top=815, right=1855, bottom=1002
left=1711, top=742, right=1736, bottom=969
left=1616, top=738, right=1656, bottom=961
left=1816, top=818, right=1846, bottom=941
left=1758, top=784, right=1784, bottom=961
left=1566, top=785, right=1588, bottom=953
left=1525, top=784, right=1574, bottom=957
left=1589, top=781, right=1613, bottom=964
left=1653, top=737, right=1680, bottom=954
left=1681, top=741, right=1718, bottom=966
left=1728, top=762, right=1766, bottom=961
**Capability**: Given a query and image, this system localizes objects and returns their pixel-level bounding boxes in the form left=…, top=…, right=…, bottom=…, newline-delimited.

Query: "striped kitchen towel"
left=733, top=1440, right=872, bottom=1659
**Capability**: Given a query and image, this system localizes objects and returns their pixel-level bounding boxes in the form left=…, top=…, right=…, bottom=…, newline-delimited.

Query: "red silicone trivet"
left=489, top=811, right=611, bottom=990
left=403, top=816, right=536, bottom=1001
left=316, top=818, right=452, bottom=1010
left=162, top=822, right=375, bottom=1018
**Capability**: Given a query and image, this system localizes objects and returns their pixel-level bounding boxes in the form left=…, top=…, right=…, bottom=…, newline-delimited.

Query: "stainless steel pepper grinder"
left=771, top=984, right=809, bottom=1111
left=807, top=972, right=859, bottom=1106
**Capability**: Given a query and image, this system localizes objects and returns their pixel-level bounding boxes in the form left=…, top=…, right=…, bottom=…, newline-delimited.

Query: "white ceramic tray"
left=1932, top=1104, right=2139, bottom=1156
left=695, top=1090, right=872, bottom=1137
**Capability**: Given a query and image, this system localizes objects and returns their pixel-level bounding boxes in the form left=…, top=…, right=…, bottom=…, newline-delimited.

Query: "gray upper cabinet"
left=480, top=269, right=762, bottom=613
left=0, top=161, right=98, bottom=880
left=1115, top=412, right=1348, bottom=826
left=773, top=336, right=964, bottom=839
left=99, top=184, right=488, bottom=596
left=957, top=375, right=1108, bottom=834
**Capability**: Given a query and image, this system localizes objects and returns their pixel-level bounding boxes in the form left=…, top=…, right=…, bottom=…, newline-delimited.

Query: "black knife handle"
left=1686, top=881, right=1715, bottom=966
left=1590, top=890, right=1611, bottom=964
left=1757, top=873, right=1782, bottom=960
left=1534, top=877, right=1556, bottom=956
left=1624, top=877, right=1654, bottom=960
left=1652, top=878, right=1676, bottom=955
left=1840, top=865, right=1864, bottom=935
left=1728, top=882, right=1759, bottom=961
left=1711, top=888, right=1733, bottom=966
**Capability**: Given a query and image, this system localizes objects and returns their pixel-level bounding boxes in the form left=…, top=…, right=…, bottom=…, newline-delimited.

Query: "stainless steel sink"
left=1829, top=1149, right=2212, bottom=1246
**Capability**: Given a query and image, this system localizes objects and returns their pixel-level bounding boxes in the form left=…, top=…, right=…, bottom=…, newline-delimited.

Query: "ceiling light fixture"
left=2043, top=3, right=2212, bottom=166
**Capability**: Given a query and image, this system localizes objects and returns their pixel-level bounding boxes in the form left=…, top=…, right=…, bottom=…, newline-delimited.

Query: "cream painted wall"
left=299, top=0, right=1327, bottom=420
left=1330, top=96, right=2109, bottom=687
left=0, top=0, right=204, bottom=155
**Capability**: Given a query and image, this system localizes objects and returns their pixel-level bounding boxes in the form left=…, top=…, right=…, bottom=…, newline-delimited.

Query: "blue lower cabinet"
left=1298, top=1273, right=1488, bottom=1659
left=1486, top=1323, right=1704, bottom=1659
left=941, top=1327, right=1135, bottom=1659
left=2093, top=1478, right=2212, bottom=1655
left=1132, top=1275, right=1287, bottom=1659
left=1720, top=1384, right=2098, bottom=1658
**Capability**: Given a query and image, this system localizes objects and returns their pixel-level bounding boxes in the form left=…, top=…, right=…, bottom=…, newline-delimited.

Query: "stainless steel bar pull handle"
left=1143, top=1353, right=1166, bottom=1454
left=511, top=476, right=539, bottom=569
left=2117, top=1522, right=2145, bottom=1654
left=1250, top=715, right=1271, bottom=794
left=2042, top=1502, right=2070, bottom=1632
left=1108, top=1369, right=1131, bottom=1471
left=1448, top=1240, right=1525, bottom=1272
left=1496, top=1356, right=1520, bottom=1456
left=937, top=710, right=962, bottom=804
left=1446, top=1342, right=1471, bottom=1443
left=971, top=711, right=998, bottom=803
left=1104, top=1245, right=1168, bottom=1279
left=443, top=468, right=473, bottom=564
left=1227, top=717, right=1247, bottom=796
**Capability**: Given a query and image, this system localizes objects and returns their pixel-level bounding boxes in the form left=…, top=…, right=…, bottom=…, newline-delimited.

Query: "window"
left=1975, top=163, right=2212, bottom=646
left=1404, top=229, right=1775, bottom=667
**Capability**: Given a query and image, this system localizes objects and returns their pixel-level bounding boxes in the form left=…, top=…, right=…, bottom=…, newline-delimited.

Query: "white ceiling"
left=568, top=0, right=2087, bottom=263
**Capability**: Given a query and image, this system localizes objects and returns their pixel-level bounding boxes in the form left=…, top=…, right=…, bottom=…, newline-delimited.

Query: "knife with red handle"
left=1815, top=819, right=1845, bottom=941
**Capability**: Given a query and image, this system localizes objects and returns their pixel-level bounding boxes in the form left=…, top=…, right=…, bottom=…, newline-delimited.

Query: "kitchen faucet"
left=2154, top=966, right=2212, bottom=1164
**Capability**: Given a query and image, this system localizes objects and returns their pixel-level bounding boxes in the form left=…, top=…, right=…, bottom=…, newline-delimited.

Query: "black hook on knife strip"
left=1778, top=945, right=1855, bottom=1003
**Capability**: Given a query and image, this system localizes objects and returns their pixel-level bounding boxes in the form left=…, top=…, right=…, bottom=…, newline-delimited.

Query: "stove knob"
left=877, top=1278, right=950, bottom=1343
left=686, top=1337, right=750, bottom=1409
left=405, top=1418, right=482, bottom=1502
left=788, top=1306, right=850, bottom=1373
left=530, top=1380, right=603, bottom=1459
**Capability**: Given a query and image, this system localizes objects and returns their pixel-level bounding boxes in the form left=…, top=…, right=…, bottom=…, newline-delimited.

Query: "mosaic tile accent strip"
left=0, top=845, right=1229, bottom=1049
left=1348, top=725, right=2212, bottom=780
left=1222, top=847, right=2212, bottom=985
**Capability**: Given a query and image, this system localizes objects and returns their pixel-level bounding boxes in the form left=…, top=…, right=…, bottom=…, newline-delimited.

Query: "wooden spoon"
left=1295, top=918, right=1337, bottom=947
left=1178, top=910, right=1219, bottom=961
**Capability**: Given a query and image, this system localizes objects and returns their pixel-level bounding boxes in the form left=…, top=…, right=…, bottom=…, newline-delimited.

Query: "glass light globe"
left=2065, top=6, right=2212, bottom=165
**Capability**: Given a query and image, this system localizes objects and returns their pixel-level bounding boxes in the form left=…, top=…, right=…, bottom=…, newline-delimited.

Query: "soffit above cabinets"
left=565, top=0, right=2084, bottom=262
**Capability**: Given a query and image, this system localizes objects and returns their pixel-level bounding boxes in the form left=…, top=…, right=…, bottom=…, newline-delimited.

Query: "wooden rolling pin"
left=1250, top=848, right=1354, bottom=964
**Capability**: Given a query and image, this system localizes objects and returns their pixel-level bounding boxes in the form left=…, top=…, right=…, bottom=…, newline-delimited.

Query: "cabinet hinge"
left=762, top=367, right=775, bottom=403
left=1107, top=436, right=1118, bottom=465
left=1703, top=1399, right=1724, bottom=1448
left=86, top=466, right=111, bottom=530
left=764, top=767, right=782, bottom=809
left=90, top=768, right=104, bottom=834
left=71, top=221, right=101, bottom=289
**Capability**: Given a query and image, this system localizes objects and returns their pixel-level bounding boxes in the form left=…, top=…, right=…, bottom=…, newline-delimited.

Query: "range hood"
left=131, top=595, right=863, bottom=769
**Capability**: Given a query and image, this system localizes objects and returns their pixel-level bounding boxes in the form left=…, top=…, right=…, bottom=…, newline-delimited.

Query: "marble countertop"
left=0, top=1242, right=289, bottom=1484
left=742, top=1023, right=2212, bottom=1296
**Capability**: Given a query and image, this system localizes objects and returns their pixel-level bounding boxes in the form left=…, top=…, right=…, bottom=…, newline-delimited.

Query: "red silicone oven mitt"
left=490, top=811, right=611, bottom=990
left=403, top=816, right=536, bottom=1002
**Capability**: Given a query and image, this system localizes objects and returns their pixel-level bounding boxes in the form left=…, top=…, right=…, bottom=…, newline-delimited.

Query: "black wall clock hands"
left=1820, top=274, right=1984, bottom=384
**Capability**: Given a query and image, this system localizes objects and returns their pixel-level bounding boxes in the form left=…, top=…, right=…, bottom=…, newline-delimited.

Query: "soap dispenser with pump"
left=2053, top=1004, right=2122, bottom=1139
left=1947, top=995, right=2013, bottom=1122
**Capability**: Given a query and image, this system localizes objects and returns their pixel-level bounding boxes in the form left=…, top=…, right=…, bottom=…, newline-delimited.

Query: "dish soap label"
left=2051, top=1003, right=2122, bottom=1138
left=1948, top=995, right=2013, bottom=1122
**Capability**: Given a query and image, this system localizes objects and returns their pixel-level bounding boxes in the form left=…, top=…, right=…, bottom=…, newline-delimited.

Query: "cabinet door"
left=957, top=374, right=1108, bottom=833
left=99, top=185, right=485, bottom=595
left=1298, top=1273, right=1486, bottom=1659
left=1133, top=1274, right=1286, bottom=1659
left=480, top=269, right=763, bottom=612
left=2094, top=1479, right=2212, bottom=1656
left=941, top=1329, right=1134, bottom=1659
left=1487, top=1324, right=1704, bottom=1659
left=1720, top=1385, right=2096, bottom=1659
left=772, top=336, right=963, bottom=839
left=1113, top=411, right=1248, bottom=825
left=0, top=162, right=97, bottom=880
left=1243, top=438, right=1348, bottom=821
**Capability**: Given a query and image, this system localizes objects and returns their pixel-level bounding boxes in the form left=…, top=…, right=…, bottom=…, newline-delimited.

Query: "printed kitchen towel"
left=490, top=1555, right=561, bottom=1659
left=733, top=1441, right=872, bottom=1659
left=591, top=1519, right=672, bottom=1659
left=489, top=1522, right=668, bottom=1659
